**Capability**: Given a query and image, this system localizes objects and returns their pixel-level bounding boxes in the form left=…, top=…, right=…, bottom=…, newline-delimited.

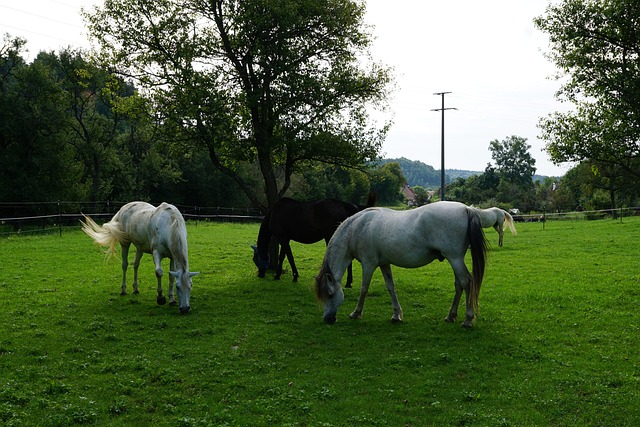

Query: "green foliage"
left=379, top=157, right=441, bottom=188
left=84, top=0, right=394, bottom=207
left=446, top=136, right=541, bottom=210
left=0, top=43, right=85, bottom=202
left=489, top=135, right=536, bottom=187
left=0, top=40, right=186, bottom=203
left=369, top=162, right=406, bottom=204
left=535, top=0, right=640, bottom=181
left=1, top=219, right=640, bottom=425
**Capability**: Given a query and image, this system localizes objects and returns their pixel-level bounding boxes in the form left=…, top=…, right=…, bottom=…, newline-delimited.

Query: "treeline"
left=0, top=39, right=405, bottom=210
left=403, top=136, right=640, bottom=213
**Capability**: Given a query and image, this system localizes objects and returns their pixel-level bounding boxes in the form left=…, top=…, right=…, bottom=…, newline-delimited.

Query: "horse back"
left=340, top=202, right=472, bottom=267
left=117, top=202, right=186, bottom=258
left=269, top=198, right=356, bottom=244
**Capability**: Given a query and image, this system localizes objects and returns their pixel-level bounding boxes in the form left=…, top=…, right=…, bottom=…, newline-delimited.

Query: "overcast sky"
left=1, top=0, right=572, bottom=176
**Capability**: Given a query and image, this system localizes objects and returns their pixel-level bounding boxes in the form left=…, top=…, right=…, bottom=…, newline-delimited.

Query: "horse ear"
left=251, top=244, right=257, bottom=251
left=169, top=270, right=180, bottom=278
left=189, top=272, right=200, bottom=277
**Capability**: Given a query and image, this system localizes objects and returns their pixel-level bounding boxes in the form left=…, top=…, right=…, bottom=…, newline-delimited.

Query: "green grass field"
left=1, top=217, right=639, bottom=426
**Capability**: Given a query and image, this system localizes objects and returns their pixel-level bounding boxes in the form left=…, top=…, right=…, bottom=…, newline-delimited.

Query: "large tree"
left=84, top=0, right=392, bottom=209
left=489, top=135, right=536, bottom=186
left=535, top=0, right=640, bottom=180
left=488, top=135, right=537, bottom=209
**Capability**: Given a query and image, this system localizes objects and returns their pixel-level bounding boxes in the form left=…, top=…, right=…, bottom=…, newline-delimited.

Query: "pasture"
left=1, top=217, right=639, bottom=426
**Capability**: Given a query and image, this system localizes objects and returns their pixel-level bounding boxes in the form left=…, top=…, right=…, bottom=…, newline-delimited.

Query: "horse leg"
left=380, top=264, right=403, bottom=323
left=274, top=243, right=286, bottom=280
left=132, top=248, right=143, bottom=295
left=447, top=259, right=475, bottom=327
left=152, top=250, right=166, bottom=305
left=345, top=263, right=353, bottom=288
left=282, top=241, right=299, bottom=282
left=445, top=259, right=467, bottom=324
left=494, top=223, right=503, bottom=247
left=168, top=258, right=177, bottom=306
left=120, top=243, right=130, bottom=295
left=349, top=264, right=376, bottom=320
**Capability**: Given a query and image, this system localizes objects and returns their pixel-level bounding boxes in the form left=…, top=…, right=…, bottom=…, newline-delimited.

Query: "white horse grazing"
left=315, top=201, right=489, bottom=328
left=472, top=207, right=517, bottom=247
left=81, top=202, right=199, bottom=314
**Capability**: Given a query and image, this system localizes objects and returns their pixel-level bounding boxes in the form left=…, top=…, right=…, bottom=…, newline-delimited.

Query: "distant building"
left=401, top=184, right=417, bottom=205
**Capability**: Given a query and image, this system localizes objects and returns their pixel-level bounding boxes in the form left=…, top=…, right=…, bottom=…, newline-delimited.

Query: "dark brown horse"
left=252, top=194, right=375, bottom=286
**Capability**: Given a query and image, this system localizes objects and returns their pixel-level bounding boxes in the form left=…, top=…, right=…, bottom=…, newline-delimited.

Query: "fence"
left=0, top=201, right=263, bottom=237
left=1, top=201, right=639, bottom=238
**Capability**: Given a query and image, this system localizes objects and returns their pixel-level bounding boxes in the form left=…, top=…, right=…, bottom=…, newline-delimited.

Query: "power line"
left=0, top=4, right=83, bottom=29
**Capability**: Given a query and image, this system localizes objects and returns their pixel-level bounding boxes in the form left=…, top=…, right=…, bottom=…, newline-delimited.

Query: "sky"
left=0, top=0, right=572, bottom=176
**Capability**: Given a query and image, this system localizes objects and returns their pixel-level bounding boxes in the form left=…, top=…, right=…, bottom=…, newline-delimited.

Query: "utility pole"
left=431, top=92, right=456, bottom=201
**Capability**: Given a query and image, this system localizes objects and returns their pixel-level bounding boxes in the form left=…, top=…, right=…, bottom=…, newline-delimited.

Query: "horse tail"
left=81, top=214, right=127, bottom=259
left=502, top=210, right=517, bottom=235
left=467, top=209, right=489, bottom=312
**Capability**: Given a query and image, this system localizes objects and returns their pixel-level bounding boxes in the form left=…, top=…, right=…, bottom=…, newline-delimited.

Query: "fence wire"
left=0, top=201, right=263, bottom=237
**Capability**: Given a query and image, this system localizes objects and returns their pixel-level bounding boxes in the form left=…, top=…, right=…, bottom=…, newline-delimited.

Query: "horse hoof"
left=345, top=283, right=352, bottom=288
left=461, top=322, right=474, bottom=329
left=133, top=290, right=139, bottom=295
left=391, top=317, right=403, bottom=324
left=444, top=315, right=457, bottom=323
left=169, top=301, right=177, bottom=306
left=157, top=296, right=167, bottom=305
left=349, top=312, right=361, bottom=320
left=120, top=292, right=127, bottom=296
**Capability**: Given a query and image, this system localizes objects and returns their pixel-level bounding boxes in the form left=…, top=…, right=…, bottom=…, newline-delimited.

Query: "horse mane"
left=314, top=259, right=333, bottom=303
left=169, top=213, right=189, bottom=269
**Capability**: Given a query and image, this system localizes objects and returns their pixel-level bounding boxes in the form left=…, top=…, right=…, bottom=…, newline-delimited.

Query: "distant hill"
left=379, top=157, right=552, bottom=188
left=379, top=158, right=480, bottom=188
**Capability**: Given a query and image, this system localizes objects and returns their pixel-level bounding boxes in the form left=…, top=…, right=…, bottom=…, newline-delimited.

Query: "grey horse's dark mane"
left=314, top=259, right=333, bottom=303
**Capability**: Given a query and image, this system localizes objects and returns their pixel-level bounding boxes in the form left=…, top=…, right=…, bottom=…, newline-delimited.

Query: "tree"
left=369, top=162, right=405, bottom=204
left=0, top=37, right=85, bottom=202
left=489, top=135, right=536, bottom=186
left=535, top=0, right=640, bottom=181
left=84, top=0, right=393, bottom=210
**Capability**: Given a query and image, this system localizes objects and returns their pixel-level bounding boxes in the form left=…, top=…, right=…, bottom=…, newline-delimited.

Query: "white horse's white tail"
left=81, top=214, right=128, bottom=258
left=503, top=211, right=518, bottom=236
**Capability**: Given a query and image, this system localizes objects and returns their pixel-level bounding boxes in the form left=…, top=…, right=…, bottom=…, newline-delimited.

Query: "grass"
left=1, top=217, right=639, bottom=426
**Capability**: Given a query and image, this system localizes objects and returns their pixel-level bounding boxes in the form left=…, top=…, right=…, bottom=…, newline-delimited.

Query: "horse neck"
left=256, top=211, right=272, bottom=257
left=324, top=232, right=353, bottom=283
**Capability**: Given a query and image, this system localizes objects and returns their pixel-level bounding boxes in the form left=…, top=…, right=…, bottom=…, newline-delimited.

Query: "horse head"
left=251, top=245, right=270, bottom=278
left=314, top=264, right=344, bottom=325
left=169, top=270, right=199, bottom=314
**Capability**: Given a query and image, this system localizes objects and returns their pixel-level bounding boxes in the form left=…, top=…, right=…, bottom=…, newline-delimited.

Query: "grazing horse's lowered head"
left=315, top=261, right=345, bottom=325
left=251, top=245, right=270, bottom=278
left=169, top=270, right=199, bottom=314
